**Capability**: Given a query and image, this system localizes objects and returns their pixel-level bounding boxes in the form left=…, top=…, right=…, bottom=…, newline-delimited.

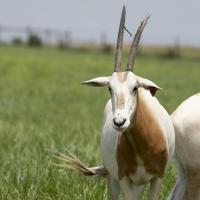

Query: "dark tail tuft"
left=53, top=151, right=108, bottom=177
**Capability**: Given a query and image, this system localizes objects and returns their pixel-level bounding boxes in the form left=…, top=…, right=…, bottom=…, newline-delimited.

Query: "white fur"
left=169, top=93, right=200, bottom=200
left=101, top=88, right=175, bottom=199
left=83, top=72, right=175, bottom=199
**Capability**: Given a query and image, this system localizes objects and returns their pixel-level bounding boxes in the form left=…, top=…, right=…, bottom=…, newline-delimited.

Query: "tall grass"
left=0, top=46, right=199, bottom=199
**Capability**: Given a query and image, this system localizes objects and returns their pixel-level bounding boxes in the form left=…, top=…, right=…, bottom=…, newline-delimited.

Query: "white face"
left=82, top=71, right=161, bottom=131
left=108, top=71, right=138, bottom=130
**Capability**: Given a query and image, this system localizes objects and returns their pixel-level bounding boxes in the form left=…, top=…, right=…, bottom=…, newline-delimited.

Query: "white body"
left=101, top=88, right=175, bottom=199
left=169, top=93, right=200, bottom=200
left=80, top=8, right=173, bottom=199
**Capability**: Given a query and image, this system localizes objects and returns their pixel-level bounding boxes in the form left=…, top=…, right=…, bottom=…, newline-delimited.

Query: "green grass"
left=0, top=46, right=200, bottom=199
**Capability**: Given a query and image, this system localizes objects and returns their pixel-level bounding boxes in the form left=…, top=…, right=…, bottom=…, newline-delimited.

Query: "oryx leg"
left=148, top=177, right=163, bottom=200
left=183, top=168, right=200, bottom=200
left=107, top=174, right=120, bottom=200
left=120, top=177, right=144, bottom=200
left=167, top=158, right=187, bottom=200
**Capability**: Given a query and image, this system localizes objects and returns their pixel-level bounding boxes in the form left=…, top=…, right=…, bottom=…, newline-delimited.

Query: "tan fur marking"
left=116, top=133, right=137, bottom=179
left=117, top=89, right=168, bottom=180
left=116, top=93, right=125, bottom=109
left=117, top=72, right=128, bottom=82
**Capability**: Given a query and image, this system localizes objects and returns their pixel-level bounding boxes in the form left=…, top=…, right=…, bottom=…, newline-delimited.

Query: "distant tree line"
left=0, top=24, right=184, bottom=58
left=0, top=25, right=72, bottom=48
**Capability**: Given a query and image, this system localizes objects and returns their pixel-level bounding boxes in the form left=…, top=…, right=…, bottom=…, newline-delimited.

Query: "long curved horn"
left=114, top=6, right=126, bottom=72
left=127, top=15, right=150, bottom=71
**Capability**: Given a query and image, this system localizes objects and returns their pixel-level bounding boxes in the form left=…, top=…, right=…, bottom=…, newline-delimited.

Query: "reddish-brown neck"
left=116, top=89, right=168, bottom=180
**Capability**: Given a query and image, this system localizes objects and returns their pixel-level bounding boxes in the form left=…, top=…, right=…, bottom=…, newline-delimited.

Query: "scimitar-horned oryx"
left=168, top=93, right=200, bottom=200
left=58, top=6, right=175, bottom=200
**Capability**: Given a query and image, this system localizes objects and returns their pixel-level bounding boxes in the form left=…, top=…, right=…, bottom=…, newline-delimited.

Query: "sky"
left=0, top=0, right=200, bottom=46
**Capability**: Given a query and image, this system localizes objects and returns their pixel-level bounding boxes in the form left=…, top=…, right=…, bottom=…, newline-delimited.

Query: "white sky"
left=0, top=0, right=200, bottom=46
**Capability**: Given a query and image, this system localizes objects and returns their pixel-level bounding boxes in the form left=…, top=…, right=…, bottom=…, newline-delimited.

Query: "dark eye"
left=133, top=87, right=137, bottom=92
left=108, top=87, right=112, bottom=94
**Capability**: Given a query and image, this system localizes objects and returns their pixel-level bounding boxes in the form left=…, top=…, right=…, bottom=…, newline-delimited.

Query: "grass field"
left=0, top=45, right=200, bottom=199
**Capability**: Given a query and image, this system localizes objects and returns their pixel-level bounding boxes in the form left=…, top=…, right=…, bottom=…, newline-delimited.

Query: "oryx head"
left=82, top=6, right=161, bottom=131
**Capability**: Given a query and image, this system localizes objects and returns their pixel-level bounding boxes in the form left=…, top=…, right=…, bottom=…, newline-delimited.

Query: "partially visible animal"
left=168, top=93, right=200, bottom=200
left=58, top=6, right=175, bottom=200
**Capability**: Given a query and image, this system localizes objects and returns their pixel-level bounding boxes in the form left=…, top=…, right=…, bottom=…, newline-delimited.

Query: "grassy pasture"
left=0, top=46, right=200, bottom=199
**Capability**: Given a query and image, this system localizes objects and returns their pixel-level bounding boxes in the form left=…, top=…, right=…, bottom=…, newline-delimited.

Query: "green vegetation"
left=0, top=46, right=199, bottom=199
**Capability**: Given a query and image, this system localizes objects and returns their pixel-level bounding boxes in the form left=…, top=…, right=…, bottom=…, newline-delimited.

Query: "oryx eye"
left=108, top=86, right=112, bottom=94
left=133, top=87, right=138, bottom=92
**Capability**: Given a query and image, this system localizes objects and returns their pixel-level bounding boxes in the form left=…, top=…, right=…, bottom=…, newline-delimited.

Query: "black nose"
left=113, top=118, right=126, bottom=127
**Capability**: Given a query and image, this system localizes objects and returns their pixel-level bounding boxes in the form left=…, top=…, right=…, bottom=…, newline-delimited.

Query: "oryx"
left=59, top=6, right=175, bottom=200
left=168, top=93, right=200, bottom=200
left=80, top=6, right=175, bottom=200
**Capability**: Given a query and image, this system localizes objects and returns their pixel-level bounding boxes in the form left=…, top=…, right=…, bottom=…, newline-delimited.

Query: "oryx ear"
left=81, top=76, right=110, bottom=87
left=136, top=76, right=162, bottom=96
